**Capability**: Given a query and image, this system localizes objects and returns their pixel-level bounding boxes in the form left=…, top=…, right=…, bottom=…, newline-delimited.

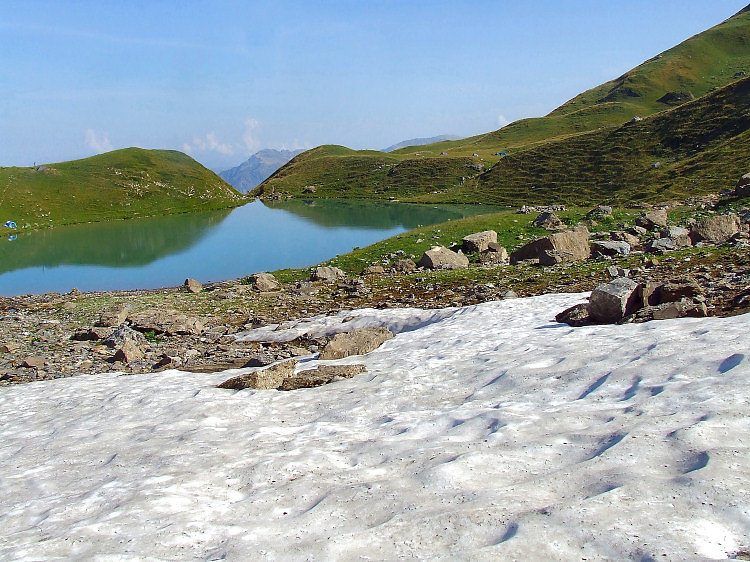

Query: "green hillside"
left=0, top=148, right=245, bottom=229
left=255, top=5, right=750, bottom=204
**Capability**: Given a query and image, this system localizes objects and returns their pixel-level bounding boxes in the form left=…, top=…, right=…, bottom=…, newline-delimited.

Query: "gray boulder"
left=319, top=327, right=394, bottom=359
left=217, top=359, right=298, bottom=390
left=610, top=231, right=641, bottom=247
left=555, top=303, right=592, bottom=327
left=510, top=226, right=590, bottom=266
left=587, top=205, right=613, bottom=218
left=588, top=278, right=641, bottom=323
left=591, top=240, right=630, bottom=257
left=661, top=226, right=692, bottom=249
left=417, top=246, right=469, bottom=270
left=311, top=266, right=346, bottom=282
left=635, top=209, right=668, bottom=230
left=104, top=324, right=147, bottom=349
left=532, top=212, right=564, bottom=230
left=690, top=214, right=740, bottom=244
left=647, top=237, right=676, bottom=254
left=462, top=230, right=498, bottom=253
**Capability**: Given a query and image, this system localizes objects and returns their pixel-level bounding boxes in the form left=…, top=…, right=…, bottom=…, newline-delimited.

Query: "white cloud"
left=183, top=132, right=235, bottom=156
left=85, top=129, right=113, bottom=153
left=241, top=118, right=261, bottom=153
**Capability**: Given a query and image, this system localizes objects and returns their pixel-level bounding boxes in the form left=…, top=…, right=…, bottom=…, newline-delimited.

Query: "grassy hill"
left=0, top=148, right=245, bottom=229
left=254, top=5, right=750, bottom=205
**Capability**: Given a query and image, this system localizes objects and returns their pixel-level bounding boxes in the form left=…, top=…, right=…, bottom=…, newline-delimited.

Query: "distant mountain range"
left=220, top=149, right=303, bottom=193
left=382, top=135, right=462, bottom=153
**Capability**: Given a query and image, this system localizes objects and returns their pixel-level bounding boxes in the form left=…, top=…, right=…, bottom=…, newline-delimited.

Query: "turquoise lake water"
left=0, top=199, right=500, bottom=296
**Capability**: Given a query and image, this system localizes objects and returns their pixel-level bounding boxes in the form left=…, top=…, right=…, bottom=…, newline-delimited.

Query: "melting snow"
left=1, top=292, right=749, bottom=560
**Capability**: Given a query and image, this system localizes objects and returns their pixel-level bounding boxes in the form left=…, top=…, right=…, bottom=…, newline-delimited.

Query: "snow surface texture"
left=1, top=293, right=749, bottom=560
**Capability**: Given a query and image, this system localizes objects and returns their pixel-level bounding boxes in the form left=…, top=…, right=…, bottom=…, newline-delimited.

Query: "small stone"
left=555, top=303, right=591, bottom=327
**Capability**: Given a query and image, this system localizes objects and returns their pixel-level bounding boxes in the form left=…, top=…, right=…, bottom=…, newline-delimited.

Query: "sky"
left=1, top=1, right=747, bottom=172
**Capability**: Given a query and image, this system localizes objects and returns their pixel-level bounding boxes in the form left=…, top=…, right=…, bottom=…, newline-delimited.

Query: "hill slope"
left=219, top=149, right=303, bottom=193
left=382, top=135, right=461, bottom=153
left=255, top=5, right=750, bottom=205
left=0, top=148, right=245, bottom=228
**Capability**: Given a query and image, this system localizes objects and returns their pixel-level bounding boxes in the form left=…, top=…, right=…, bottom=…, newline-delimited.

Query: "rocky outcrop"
left=319, top=327, right=394, bottom=359
left=510, top=226, right=590, bottom=265
left=462, top=231, right=497, bottom=253
left=417, top=246, right=469, bottom=270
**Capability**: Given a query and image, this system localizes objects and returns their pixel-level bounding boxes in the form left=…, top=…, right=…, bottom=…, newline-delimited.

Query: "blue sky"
left=1, top=1, right=746, bottom=171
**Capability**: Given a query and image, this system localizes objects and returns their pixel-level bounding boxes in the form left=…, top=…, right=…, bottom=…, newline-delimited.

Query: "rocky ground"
left=1, top=193, right=749, bottom=386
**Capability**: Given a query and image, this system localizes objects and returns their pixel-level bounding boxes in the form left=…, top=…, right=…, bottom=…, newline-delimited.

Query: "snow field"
left=0, top=292, right=748, bottom=560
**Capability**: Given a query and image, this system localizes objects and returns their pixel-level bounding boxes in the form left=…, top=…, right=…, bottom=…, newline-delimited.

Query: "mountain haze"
left=220, top=149, right=303, bottom=193
left=254, top=5, right=750, bottom=206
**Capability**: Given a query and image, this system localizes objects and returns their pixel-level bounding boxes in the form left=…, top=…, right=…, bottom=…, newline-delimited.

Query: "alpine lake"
left=0, top=199, right=503, bottom=296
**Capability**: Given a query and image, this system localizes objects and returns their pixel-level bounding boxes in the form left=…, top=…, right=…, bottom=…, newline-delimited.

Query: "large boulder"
left=479, top=245, right=509, bottom=264
left=247, top=272, right=281, bottom=291
left=217, top=359, right=298, bottom=390
left=393, top=258, right=417, bottom=273
left=587, top=205, right=613, bottom=218
left=735, top=173, right=750, bottom=197
left=657, top=277, right=703, bottom=303
left=588, top=278, right=640, bottom=323
left=510, top=226, right=590, bottom=266
left=462, top=230, right=498, bottom=253
left=690, top=214, right=740, bottom=244
left=319, top=327, right=394, bottom=359
left=103, top=324, right=147, bottom=349
left=662, top=226, right=692, bottom=249
left=417, top=246, right=469, bottom=270
left=635, top=209, right=668, bottom=231
left=311, top=266, right=346, bottom=282
left=184, top=278, right=203, bottom=293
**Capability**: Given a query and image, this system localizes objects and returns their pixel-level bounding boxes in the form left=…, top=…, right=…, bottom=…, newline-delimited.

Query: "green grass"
left=254, top=6, right=750, bottom=205
left=0, top=147, right=246, bottom=229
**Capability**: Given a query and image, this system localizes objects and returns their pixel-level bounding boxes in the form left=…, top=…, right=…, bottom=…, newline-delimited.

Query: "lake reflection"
left=0, top=199, right=500, bottom=296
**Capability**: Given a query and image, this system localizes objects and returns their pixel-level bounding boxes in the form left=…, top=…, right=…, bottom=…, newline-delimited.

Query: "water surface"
left=0, top=200, right=500, bottom=296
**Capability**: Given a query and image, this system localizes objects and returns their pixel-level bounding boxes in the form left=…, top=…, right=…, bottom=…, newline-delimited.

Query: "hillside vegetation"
left=0, top=148, right=244, bottom=229
left=255, top=6, right=750, bottom=205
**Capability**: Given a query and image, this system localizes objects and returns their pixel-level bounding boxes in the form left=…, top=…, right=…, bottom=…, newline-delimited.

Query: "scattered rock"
left=71, top=326, right=114, bottom=341
left=311, top=266, right=346, bottom=282
left=128, top=309, right=204, bottom=336
left=510, top=226, right=590, bottom=266
left=635, top=209, right=668, bottom=230
left=103, top=324, right=148, bottom=349
left=588, top=278, right=640, bottom=323
left=22, top=356, right=46, bottom=368
left=610, top=231, right=641, bottom=247
left=587, top=205, right=613, bottom=218
left=247, top=272, right=281, bottom=292
left=555, top=303, right=591, bottom=327
left=114, top=341, right=144, bottom=363
left=735, top=173, right=750, bottom=197
left=591, top=240, right=631, bottom=257
left=361, top=265, right=385, bottom=275
left=96, top=303, right=129, bottom=327
left=532, top=212, right=565, bottom=230
left=319, top=327, right=394, bottom=359
left=417, top=246, right=469, bottom=270
left=479, top=246, right=509, bottom=264
left=462, top=230, right=498, bottom=253
left=0, top=342, right=20, bottom=353
left=690, top=214, right=740, bottom=244
left=184, top=278, right=203, bottom=293
left=278, top=364, right=367, bottom=391
left=393, top=258, right=417, bottom=273
left=217, top=359, right=298, bottom=390
left=629, top=301, right=708, bottom=322
left=647, top=237, right=676, bottom=254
